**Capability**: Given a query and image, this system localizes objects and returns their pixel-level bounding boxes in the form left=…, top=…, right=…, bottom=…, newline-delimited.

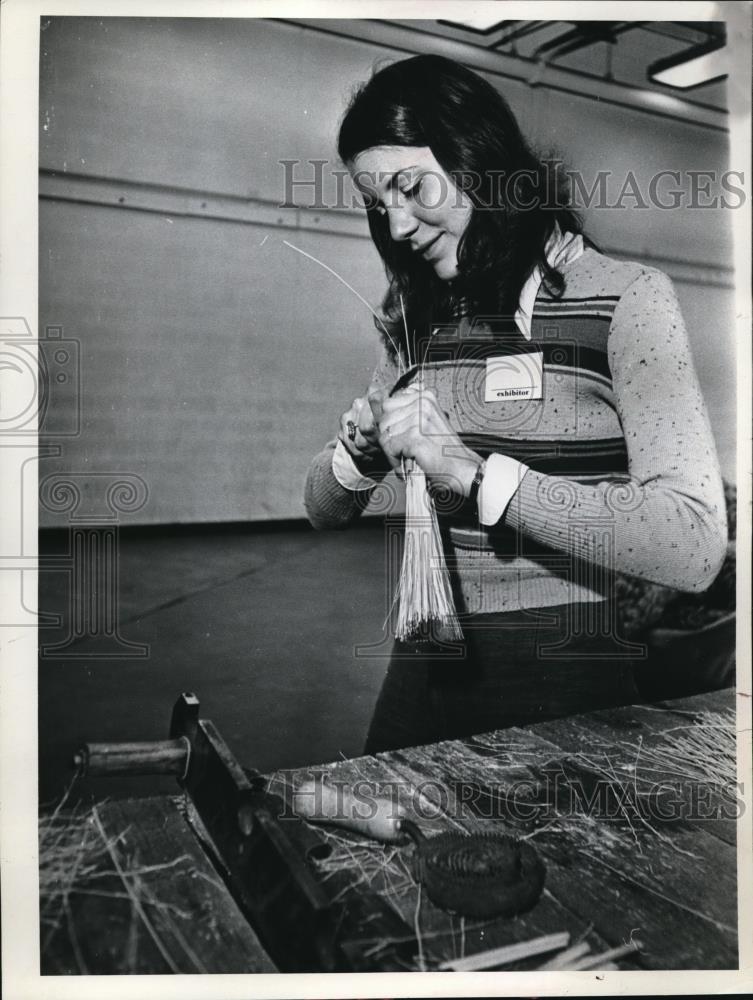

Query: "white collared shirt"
left=332, top=228, right=584, bottom=524
left=515, top=226, right=584, bottom=340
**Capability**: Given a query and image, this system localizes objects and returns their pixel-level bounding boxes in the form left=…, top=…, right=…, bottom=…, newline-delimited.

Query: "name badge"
left=485, top=351, right=543, bottom=402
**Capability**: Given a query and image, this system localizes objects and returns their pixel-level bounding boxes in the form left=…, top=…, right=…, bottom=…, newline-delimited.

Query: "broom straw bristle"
left=394, top=464, right=463, bottom=642
left=392, top=295, right=462, bottom=642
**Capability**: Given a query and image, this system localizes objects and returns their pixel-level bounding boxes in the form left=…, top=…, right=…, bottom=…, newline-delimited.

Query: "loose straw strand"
left=284, top=240, right=405, bottom=371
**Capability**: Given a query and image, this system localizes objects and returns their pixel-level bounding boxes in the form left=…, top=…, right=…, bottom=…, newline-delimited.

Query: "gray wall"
left=39, top=17, right=736, bottom=525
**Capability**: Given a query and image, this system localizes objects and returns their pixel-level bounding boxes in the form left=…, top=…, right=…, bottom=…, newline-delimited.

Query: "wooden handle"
left=73, top=738, right=190, bottom=777
left=292, top=779, right=405, bottom=843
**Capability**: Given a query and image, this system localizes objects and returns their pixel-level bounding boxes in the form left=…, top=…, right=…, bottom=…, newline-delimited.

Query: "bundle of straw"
left=391, top=294, right=462, bottom=643
left=632, top=708, right=737, bottom=790
left=393, top=459, right=462, bottom=642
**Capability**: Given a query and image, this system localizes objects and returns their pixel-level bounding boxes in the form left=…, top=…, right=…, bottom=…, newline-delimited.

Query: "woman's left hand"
left=378, top=383, right=481, bottom=497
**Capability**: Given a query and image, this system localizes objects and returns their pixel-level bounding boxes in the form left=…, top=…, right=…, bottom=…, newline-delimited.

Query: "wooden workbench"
left=41, top=688, right=738, bottom=974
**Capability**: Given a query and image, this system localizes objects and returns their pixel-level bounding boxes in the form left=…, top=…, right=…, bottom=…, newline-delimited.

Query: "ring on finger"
left=346, top=420, right=357, bottom=441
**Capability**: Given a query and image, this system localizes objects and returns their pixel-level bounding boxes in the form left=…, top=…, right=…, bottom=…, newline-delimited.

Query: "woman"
left=304, top=55, right=727, bottom=753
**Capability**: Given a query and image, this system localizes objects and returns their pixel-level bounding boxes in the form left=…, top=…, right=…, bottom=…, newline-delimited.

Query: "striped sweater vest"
left=304, top=249, right=727, bottom=616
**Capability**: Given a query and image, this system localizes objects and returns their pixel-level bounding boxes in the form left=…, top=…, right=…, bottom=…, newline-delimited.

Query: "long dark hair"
left=338, top=54, right=581, bottom=356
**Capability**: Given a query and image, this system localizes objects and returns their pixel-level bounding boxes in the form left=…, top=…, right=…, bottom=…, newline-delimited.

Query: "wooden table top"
left=274, top=686, right=737, bottom=972
left=43, top=687, right=738, bottom=974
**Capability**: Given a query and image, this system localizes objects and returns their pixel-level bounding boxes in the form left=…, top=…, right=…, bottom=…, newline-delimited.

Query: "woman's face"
left=349, top=146, right=473, bottom=282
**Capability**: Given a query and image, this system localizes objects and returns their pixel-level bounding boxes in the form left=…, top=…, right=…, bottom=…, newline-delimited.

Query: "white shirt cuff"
left=332, top=440, right=378, bottom=491
left=478, top=453, right=529, bottom=526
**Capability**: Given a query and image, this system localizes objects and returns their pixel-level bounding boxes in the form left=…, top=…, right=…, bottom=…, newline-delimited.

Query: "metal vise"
left=73, top=693, right=414, bottom=972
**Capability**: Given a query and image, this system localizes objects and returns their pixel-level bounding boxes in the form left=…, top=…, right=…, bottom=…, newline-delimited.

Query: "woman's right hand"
left=338, top=384, right=388, bottom=471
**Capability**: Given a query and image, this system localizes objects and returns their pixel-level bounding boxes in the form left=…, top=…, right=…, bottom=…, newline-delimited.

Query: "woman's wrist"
left=353, top=447, right=392, bottom=479
left=468, top=459, right=487, bottom=507
left=448, top=449, right=484, bottom=498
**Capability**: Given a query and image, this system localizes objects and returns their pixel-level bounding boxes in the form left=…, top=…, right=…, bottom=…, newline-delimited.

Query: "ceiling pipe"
left=530, top=21, right=639, bottom=63
left=491, top=20, right=550, bottom=50
left=275, top=18, right=727, bottom=132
